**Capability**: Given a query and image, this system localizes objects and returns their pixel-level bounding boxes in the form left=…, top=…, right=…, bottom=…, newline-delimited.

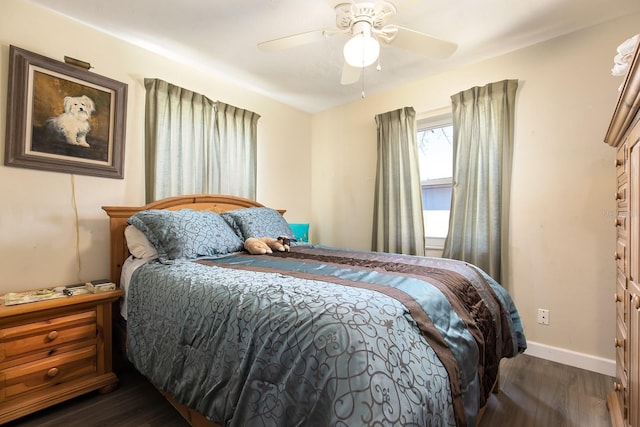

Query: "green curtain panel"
left=372, top=106, right=426, bottom=256
left=213, top=102, right=259, bottom=200
left=144, top=78, right=259, bottom=203
left=443, top=79, right=518, bottom=283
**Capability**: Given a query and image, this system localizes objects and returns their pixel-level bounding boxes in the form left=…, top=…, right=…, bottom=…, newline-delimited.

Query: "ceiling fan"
left=258, top=0, right=457, bottom=85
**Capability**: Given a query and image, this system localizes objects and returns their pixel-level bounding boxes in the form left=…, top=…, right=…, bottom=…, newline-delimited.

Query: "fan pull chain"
left=361, top=33, right=367, bottom=98
left=361, top=67, right=366, bottom=98
left=361, top=57, right=382, bottom=98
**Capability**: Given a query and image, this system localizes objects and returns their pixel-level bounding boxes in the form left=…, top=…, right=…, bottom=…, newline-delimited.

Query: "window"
left=417, top=114, right=453, bottom=250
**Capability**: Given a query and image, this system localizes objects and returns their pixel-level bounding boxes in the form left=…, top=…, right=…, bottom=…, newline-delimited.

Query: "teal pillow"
left=128, top=209, right=244, bottom=263
left=221, top=207, right=294, bottom=240
left=288, top=223, right=309, bottom=242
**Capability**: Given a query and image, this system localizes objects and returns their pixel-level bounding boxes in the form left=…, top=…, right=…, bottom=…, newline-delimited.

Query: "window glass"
left=417, top=120, right=453, bottom=244
left=418, top=125, right=453, bottom=181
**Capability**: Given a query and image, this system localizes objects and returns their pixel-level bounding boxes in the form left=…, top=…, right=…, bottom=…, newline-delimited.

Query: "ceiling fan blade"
left=258, top=29, right=331, bottom=52
left=385, top=25, right=457, bottom=58
left=341, top=62, right=361, bottom=85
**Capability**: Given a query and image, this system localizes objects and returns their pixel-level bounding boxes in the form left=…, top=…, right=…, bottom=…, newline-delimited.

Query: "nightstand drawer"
left=0, top=311, right=96, bottom=363
left=0, top=345, right=96, bottom=400
left=0, top=289, right=121, bottom=423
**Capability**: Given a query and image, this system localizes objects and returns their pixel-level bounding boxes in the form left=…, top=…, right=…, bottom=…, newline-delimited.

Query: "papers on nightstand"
left=3, top=280, right=116, bottom=305
left=4, top=288, right=66, bottom=305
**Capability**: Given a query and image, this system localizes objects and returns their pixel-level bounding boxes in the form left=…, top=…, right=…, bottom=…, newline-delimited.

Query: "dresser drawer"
left=0, top=345, right=96, bottom=400
left=616, top=212, right=627, bottom=238
left=615, top=312, right=628, bottom=418
left=0, top=311, right=96, bottom=363
left=616, top=143, right=627, bottom=177
left=617, top=273, right=627, bottom=323
left=616, top=180, right=628, bottom=210
left=616, top=239, right=627, bottom=273
left=614, top=360, right=628, bottom=420
left=616, top=315, right=627, bottom=370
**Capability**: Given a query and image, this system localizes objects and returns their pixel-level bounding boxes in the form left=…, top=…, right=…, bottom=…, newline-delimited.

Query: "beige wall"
left=1, top=0, right=636, bottom=369
left=311, top=14, right=640, bottom=363
left=0, top=0, right=312, bottom=291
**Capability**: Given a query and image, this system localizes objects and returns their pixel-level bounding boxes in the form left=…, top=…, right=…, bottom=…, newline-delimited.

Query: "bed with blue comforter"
left=103, top=195, right=526, bottom=427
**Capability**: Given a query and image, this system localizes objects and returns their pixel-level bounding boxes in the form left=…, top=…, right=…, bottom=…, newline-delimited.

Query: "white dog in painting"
left=46, top=95, right=95, bottom=147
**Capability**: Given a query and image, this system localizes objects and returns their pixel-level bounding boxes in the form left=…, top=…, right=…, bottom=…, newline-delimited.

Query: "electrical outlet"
left=537, top=308, right=550, bottom=325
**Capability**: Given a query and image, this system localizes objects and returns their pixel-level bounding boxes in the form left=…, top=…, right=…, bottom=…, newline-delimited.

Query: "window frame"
left=417, top=110, right=453, bottom=251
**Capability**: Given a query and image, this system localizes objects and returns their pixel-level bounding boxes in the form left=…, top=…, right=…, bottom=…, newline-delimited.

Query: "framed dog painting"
left=4, top=45, right=127, bottom=178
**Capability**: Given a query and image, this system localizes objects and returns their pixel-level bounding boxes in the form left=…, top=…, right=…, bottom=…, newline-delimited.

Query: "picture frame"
left=4, top=45, right=128, bottom=179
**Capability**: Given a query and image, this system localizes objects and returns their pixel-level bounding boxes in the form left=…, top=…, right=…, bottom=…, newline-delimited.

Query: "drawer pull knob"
left=614, top=338, right=623, bottom=348
left=615, top=293, right=621, bottom=302
left=614, top=382, right=622, bottom=392
left=615, top=218, right=621, bottom=227
left=46, top=331, right=59, bottom=342
left=634, top=294, right=640, bottom=310
left=614, top=252, right=621, bottom=261
left=615, top=191, right=623, bottom=200
left=616, top=159, right=623, bottom=167
left=46, top=367, right=59, bottom=378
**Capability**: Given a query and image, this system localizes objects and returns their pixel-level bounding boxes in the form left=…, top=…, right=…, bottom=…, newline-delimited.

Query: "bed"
left=102, top=194, right=526, bottom=427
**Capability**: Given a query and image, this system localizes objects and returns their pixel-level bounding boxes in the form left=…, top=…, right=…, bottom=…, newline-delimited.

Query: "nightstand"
left=0, top=288, right=123, bottom=424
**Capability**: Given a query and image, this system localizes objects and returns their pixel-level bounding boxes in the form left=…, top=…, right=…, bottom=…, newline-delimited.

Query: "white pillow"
left=124, top=225, right=158, bottom=260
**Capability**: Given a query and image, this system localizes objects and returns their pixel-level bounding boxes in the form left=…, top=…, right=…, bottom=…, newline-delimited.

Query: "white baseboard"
left=524, top=341, right=615, bottom=377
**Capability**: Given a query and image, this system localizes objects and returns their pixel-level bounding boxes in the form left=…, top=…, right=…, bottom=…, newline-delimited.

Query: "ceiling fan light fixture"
left=343, top=29, right=380, bottom=68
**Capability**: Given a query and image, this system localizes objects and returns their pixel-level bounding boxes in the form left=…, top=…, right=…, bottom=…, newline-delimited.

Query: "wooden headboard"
left=102, top=194, right=283, bottom=286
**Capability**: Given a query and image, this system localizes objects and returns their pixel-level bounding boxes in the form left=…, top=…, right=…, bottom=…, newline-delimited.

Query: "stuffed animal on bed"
left=244, top=236, right=291, bottom=255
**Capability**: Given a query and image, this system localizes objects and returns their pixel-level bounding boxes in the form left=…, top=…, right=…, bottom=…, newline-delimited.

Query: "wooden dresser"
left=605, top=37, right=640, bottom=427
left=0, top=289, right=122, bottom=424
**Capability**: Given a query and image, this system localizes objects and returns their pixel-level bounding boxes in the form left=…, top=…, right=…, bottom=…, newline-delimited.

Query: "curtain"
left=213, top=102, right=260, bottom=199
left=442, top=79, right=518, bottom=282
left=372, top=107, right=425, bottom=256
left=144, top=78, right=259, bottom=202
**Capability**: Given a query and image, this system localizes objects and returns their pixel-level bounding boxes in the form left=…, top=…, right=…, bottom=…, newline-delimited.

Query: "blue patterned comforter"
left=126, top=245, right=526, bottom=427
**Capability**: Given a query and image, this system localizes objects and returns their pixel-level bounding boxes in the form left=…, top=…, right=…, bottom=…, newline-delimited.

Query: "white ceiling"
left=26, top=0, right=640, bottom=113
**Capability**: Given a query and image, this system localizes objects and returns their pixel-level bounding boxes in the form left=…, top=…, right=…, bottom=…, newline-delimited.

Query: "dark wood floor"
left=4, top=365, right=189, bottom=427
left=5, top=354, right=612, bottom=427
left=478, top=355, right=612, bottom=427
